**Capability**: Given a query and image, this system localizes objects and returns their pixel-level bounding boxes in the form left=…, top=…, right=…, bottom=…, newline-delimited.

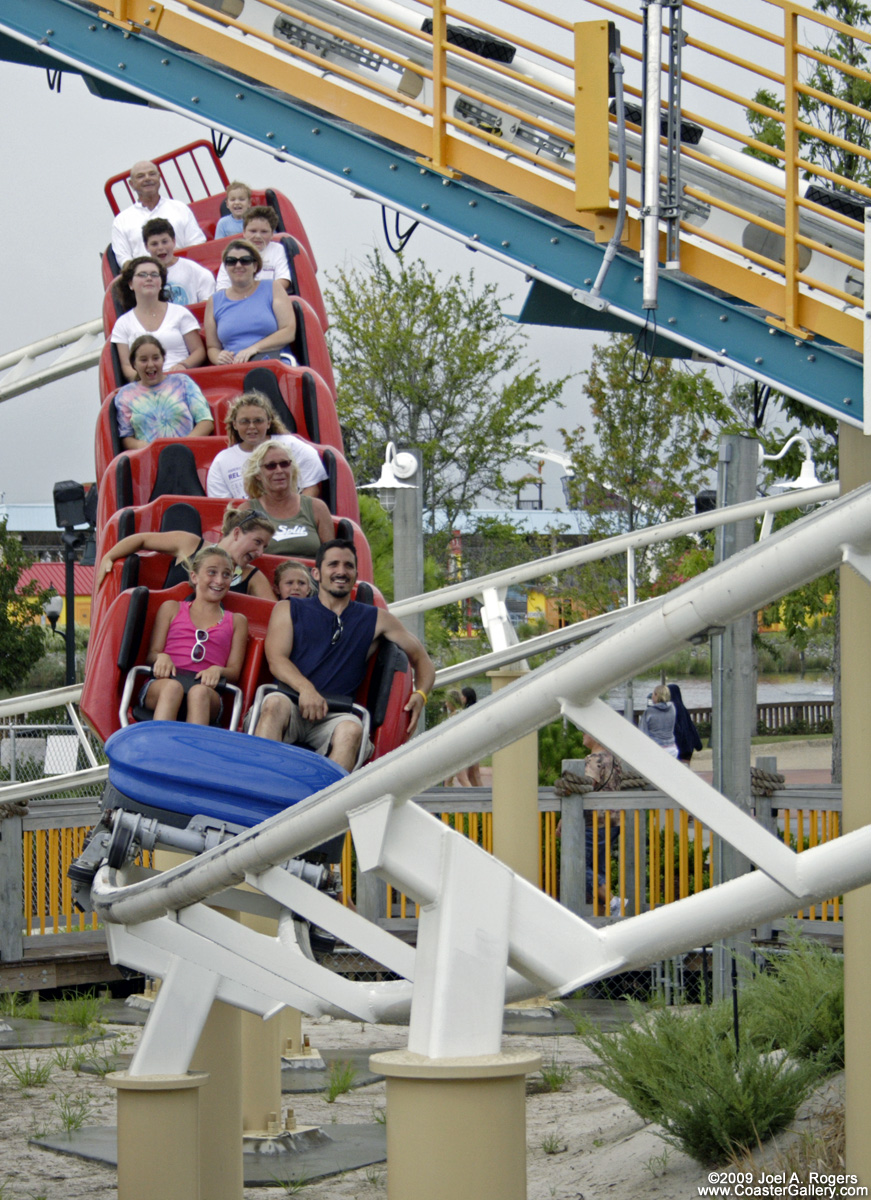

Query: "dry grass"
left=728, top=1080, right=845, bottom=1182
left=774, top=1099, right=845, bottom=1178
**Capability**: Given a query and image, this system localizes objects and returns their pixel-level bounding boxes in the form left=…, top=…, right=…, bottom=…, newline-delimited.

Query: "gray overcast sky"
left=0, top=60, right=598, bottom=509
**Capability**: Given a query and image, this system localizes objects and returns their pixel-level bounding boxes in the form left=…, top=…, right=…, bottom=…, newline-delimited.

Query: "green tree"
left=326, top=250, right=568, bottom=537
left=746, top=0, right=871, bottom=185
left=560, top=337, right=736, bottom=608
left=0, top=519, right=51, bottom=693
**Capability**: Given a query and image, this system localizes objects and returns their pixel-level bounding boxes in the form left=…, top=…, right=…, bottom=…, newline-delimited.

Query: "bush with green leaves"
left=581, top=1000, right=820, bottom=1164
left=738, top=932, right=844, bottom=1070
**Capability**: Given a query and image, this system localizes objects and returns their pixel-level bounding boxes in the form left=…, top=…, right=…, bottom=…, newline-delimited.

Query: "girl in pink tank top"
left=142, top=547, right=248, bottom=725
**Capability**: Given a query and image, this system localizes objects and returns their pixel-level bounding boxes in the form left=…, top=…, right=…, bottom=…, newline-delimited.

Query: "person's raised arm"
left=263, top=600, right=328, bottom=720
left=374, top=610, right=436, bottom=737
left=97, top=530, right=200, bottom=588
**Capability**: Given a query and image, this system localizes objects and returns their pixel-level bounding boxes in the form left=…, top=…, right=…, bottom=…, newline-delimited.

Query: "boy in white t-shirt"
left=142, top=218, right=216, bottom=306
left=215, top=206, right=291, bottom=292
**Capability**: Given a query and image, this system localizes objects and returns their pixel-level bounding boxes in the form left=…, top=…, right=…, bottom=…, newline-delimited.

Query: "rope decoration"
left=0, top=798, right=29, bottom=818
left=555, top=763, right=786, bottom=798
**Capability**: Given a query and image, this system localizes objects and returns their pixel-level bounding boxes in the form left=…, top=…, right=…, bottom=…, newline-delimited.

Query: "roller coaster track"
left=1, top=0, right=869, bottom=422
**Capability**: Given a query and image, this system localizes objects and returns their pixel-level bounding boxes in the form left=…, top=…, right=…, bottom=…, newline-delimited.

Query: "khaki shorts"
left=283, top=698, right=370, bottom=760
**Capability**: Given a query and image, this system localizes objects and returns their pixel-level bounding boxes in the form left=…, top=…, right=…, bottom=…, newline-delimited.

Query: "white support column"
left=350, top=794, right=513, bottom=1058
left=479, top=587, right=520, bottom=652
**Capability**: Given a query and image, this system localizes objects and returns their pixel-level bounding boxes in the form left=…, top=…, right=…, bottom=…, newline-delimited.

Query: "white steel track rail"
left=81, top=481, right=871, bottom=1070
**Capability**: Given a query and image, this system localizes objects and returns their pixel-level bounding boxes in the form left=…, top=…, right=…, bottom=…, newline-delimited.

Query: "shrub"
left=538, top=719, right=588, bottom=785
left=582, top=1000, right=820, bottom=1164
left=739, top=932, right=844, bottom=1070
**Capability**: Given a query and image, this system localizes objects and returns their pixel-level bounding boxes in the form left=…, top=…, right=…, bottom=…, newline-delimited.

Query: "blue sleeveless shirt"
left=213, top=281, right=278, bottom=354
left=285, top=596, right=379, bottom=699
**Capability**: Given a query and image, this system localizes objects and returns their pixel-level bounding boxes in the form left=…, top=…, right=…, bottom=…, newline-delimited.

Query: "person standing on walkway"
left=639, top=684, right=679, bottom=757
left=668, top=682, right=703, bottom=765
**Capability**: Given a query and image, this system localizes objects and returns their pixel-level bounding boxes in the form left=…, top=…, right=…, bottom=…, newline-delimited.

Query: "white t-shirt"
left=111, top=304, right=201, bottom=371
left=215, top=241, right=291, bottom=290
left=206, top=435, right=328, bottom=499
left=166, top=257, right=216, bottom=305
left=111, top=197, right=205, bottom=266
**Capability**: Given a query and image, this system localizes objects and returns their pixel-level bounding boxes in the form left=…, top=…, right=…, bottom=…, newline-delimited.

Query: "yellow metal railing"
left=24, top=827, right=100, bottom=936
left=22, top=828, right=154, bottom=939
left=96, top=0, right=871, bottom=352
left=340, top=796, right=844, bottom=924
left=21, top=798, right=841, bottom=945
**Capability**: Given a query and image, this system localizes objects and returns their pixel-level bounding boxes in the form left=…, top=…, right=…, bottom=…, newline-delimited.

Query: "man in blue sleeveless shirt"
left=254, top=539, right=435, bottom=771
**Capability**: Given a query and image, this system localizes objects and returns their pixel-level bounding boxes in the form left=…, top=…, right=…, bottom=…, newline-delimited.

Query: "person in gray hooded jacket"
left=639, top=684, right=679, bottom=757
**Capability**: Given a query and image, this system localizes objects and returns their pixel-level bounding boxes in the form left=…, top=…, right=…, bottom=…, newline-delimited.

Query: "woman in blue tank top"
left=205, top=239, right=297, bottom=365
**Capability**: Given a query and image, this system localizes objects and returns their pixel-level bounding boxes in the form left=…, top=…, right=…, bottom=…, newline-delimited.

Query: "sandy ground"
left=0, top=1010, right=841, bottom=1200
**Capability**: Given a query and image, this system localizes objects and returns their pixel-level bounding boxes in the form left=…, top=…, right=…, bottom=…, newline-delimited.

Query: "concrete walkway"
left=692, top=738, right=834, bottom=785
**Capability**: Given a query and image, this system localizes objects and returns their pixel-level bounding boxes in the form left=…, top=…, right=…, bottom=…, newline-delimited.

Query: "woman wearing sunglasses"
left=242, top=440, right=333, bottom=557
left=141, top=545, right=248, bottom=725
left=97, top=502, right=277, bottom=600
left=204, top=240, right=297, bottom=367
left=206, top=391, right=327, bottom=500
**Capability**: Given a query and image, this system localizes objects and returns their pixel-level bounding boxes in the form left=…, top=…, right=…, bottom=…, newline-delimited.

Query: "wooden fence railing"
left=685, top=701, right=833, bottom=736
left=1, top=775, right=842, bottom=990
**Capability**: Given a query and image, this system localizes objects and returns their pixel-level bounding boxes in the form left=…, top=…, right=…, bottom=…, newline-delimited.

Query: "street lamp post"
left=51, top=480, right=90, bottom=687
left=360, top=443, right=423, bottom=644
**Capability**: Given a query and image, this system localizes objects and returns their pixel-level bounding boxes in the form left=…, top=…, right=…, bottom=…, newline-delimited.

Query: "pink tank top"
left=163, top=602, right=234, bottom=674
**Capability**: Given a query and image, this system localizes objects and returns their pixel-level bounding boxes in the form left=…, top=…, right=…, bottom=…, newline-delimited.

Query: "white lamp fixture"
left=758, top=434, right=825, bottom=539
left=359, top=442, right=418, bottom=513
left=759, top=434, right=822, bottom=491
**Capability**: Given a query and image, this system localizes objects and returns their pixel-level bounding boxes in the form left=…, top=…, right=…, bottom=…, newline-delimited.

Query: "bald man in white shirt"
left=110, top=160, right=206, bottom=268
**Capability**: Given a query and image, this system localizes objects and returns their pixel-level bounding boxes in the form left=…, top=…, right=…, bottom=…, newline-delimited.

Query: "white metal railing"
left=398, top=481, right=839, bottom=659
left=0, top=686, right=106, bottom=807
left=0, top=319, right=103, bottom=403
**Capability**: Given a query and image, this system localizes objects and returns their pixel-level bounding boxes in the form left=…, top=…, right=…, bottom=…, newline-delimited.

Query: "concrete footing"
left=370, top=1050, right=541, bottom=1200
left=107, top=1070, right=208, bottom=1200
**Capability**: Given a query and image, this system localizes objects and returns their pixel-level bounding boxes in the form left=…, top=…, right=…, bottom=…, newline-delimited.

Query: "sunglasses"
left=225, top=255, right=256, bottom=266
left=262, top=459, right=292, bottom=471
left=331, top=615, right=344, bottom=646
left=190, top=628, right=210, bottom=663
left=235, top=509, right=265, bottom=527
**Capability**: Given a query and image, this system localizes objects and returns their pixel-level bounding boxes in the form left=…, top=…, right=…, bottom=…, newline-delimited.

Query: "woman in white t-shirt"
left=110, top=256, right=206, bottom=381
left=206, top=391, right=328, bottom=500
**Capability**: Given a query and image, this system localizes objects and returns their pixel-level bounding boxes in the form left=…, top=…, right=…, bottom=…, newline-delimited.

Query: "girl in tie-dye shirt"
left=114, top=335, right=213, bottom=450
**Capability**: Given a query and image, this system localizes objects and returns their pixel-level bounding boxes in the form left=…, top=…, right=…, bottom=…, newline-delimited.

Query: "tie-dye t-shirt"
left=114, top=375, right=211, bottom=443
